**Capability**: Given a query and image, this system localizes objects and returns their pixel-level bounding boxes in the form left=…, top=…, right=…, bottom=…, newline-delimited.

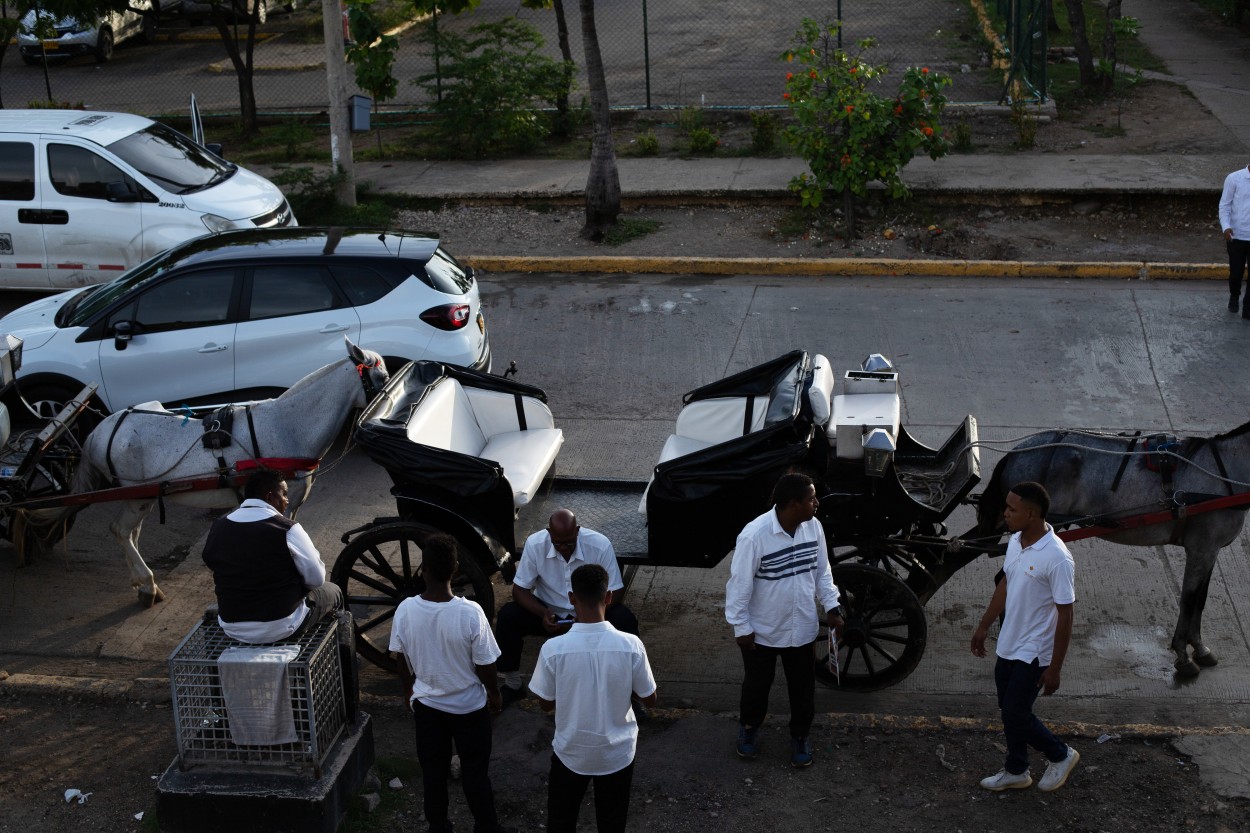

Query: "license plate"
left=476, top=312, right=485, bottom=334
left=42, top=40, right=59, bottom=49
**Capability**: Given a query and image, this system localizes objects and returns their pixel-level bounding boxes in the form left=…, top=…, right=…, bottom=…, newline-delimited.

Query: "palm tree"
left=578, top=0, right=619, bottom=240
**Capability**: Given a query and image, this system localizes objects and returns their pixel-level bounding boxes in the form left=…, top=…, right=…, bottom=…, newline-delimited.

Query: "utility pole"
left=322, top=0, right=356, bottom=207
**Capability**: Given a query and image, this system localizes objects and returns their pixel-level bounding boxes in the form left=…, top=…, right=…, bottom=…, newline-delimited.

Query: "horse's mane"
left=1212, top=417, right=1250, bottom=442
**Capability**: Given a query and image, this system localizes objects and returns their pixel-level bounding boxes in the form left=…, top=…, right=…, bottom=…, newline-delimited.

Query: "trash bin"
left=349, top=95, right=372, bottom=132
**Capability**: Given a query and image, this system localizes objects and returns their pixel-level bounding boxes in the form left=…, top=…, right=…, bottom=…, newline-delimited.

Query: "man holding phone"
left=494, top=508, right=638, bottom=706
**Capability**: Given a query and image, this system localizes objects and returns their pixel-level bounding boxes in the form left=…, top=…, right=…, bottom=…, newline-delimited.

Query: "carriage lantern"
left=862, top=428, right=896, bottom=478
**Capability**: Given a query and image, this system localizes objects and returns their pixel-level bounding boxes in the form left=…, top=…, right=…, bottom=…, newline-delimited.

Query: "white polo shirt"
left=997, top=525, right=1076, bottom=666
left=513, top=527, right=624, bottom=617
left=389, top=595, right=501, bottom=714
left=527, top=621, right=657, bottom=776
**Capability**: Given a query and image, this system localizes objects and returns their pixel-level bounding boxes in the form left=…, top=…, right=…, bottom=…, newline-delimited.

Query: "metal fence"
left=0, top=0, right=1028, bottom=119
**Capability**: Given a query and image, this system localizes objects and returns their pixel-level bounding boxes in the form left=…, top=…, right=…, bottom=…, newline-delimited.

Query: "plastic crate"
left=168, top=616, right=346, bottom=774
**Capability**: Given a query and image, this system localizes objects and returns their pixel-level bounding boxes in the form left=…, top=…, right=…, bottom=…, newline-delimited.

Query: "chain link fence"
left=0, top=0, right=1022, bottom=119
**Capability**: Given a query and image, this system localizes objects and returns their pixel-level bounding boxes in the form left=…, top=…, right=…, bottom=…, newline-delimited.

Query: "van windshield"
left=106, top=123, right=235, bottom=196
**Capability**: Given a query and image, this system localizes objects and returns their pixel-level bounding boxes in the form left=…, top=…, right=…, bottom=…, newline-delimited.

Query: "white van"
left=0, top=110, right=294, bottom=290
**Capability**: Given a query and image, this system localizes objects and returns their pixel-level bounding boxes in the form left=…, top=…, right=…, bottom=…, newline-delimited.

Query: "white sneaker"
left=1037, top=746, right=1080, bottom=792
left=979, top=769, right=1033, bottom=791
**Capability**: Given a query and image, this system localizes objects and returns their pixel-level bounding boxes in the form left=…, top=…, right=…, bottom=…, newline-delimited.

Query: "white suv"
left=16, top=1, right=169, bottom=64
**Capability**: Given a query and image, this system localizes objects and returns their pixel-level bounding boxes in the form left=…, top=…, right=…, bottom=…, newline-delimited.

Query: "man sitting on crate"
left=494, top=508, right=638, bottom=707
left=202, top=467, right=343, bottom=643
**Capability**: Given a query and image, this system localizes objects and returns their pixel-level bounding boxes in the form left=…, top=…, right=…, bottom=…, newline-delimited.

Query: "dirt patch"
left=1, top=692, right=1245, bottom=833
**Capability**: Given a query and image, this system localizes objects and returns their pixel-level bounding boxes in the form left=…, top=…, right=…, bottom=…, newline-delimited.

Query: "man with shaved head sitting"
left=494, top=508, right=638, bottom=706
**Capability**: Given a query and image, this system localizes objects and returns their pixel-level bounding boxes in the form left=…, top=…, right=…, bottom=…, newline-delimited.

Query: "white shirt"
left=389, top=595, right=501, bottom=714
left=513, top=527, right=624, bottom=616
left=725, top=508, right=840, bottom=648
left=528, top=621, right=657, bottom=776
left=216, top=499, right=325, bottom=644
left=997, top=525, right=1076, bottom=666
left=1219, top=166, right=1250, bottom=240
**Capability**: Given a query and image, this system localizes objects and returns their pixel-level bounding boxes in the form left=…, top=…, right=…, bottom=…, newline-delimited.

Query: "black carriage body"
left=354, top=360, right=549, bottom=570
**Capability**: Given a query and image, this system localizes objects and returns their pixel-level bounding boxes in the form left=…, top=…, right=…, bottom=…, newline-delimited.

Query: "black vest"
left=202, top=514, right=306, bottom=624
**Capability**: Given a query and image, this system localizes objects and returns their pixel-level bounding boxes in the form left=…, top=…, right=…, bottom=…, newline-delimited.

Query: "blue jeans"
left=994, top=657, right=1068, bottom=775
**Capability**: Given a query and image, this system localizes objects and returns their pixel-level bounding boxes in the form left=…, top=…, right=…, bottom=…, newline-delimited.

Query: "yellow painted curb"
left=462, top=255, right=1226, bottom=280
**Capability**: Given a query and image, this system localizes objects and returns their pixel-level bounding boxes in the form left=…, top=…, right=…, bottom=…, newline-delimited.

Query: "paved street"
left=2, top=273, right=1248, bottom=732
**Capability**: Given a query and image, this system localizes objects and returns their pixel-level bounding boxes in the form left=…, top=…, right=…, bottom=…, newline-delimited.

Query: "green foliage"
left=346, top=0, right=400, bottom=106
left=688, top=128, right=720, bottom=155
left=749, top=111, right=778, bottom=154
left=273, top=120, right=315, bottom=160
left=414, top=17, right=572, bottom=158
left=635, top=129, right=660, bottom=156
left=953, top=118, right=973, bottom=152
left=676, top=106, right=704, bottom=134
left=27, top=98, right=86, bottom=109
left=1010, top=101, right=1037, bottom=149
left=780, top=19, right=952, bottom=210
left=269, top=166, right=391, bottom=226
left=603, top=217, right=661, bottom=246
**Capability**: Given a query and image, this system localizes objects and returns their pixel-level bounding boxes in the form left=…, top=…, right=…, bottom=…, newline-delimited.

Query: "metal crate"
left=168, top=616, right=346, bottom=775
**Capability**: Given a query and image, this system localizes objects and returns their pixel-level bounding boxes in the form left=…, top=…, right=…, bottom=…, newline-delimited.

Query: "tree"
left=781, top=20, right=951, bottom=241
left=578, top=0, right=619, bottom=240
left=410, top=0, right=481, bottom=102
left=1061, top=0, right=1096, bottom=88
left=345, top=0, right=400, bottom=152
left=15, top=0, right=145, bottom=103
left=522, top=0, right=576, bottom=135
left=0, top=2, right=17, bottom=108
left=202, top=0, right=264, bottom=135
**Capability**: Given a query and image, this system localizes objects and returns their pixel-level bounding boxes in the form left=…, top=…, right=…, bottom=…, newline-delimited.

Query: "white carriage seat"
left=640, top=395, right=770, bottom=513
left=807, top=354, right=834, bottom=426
left=828, top=392, right=901, bottom=459
left=405, top=379, right=564, bottom=507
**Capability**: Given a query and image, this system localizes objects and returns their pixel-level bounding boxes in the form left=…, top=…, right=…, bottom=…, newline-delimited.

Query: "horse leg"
left=1171, top=547, right=1219, bottom=677
left=287, top=473, right=314, bottom=521
left=110, top=502, right=165, bottom=608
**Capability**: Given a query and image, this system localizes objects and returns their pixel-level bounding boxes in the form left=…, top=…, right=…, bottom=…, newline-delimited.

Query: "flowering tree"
left=781, top=19, right=952, bottom=240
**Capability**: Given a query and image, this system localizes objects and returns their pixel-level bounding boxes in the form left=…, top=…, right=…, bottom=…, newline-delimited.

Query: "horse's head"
left=346, top=338, right=390, bottom=405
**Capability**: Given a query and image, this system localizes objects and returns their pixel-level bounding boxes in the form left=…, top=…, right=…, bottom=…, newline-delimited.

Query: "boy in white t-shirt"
left=971, top=481, right=1080, bottom=794
left=389, top=534, right=511, bottom=833
left=528, top=563, right=657, bottom=833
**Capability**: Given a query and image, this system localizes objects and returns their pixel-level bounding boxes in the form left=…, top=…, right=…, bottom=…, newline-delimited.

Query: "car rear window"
left=247, top=265, right=343, bottom=319
left=422, top=248, right=474, bottom=295
left=330, top=264, right=398, bottom=306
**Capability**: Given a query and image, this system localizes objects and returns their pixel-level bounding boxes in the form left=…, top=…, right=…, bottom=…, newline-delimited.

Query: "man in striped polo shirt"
left=725, top=472, right=842, bottom=767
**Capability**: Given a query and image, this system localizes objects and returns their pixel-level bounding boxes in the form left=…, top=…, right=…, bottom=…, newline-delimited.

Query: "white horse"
left=37, top=339, right=388, bottom=607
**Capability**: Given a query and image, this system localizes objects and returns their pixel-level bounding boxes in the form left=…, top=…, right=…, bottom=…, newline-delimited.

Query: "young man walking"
left=971, top=481, right=1080, bottom=793
left=528, top=564, right=657, bottom=833
left=389, top=534, right=511, bottom=833
left=725, top=472, right=842, bottom=767
left=1220, top=156, right=1250, bottom=316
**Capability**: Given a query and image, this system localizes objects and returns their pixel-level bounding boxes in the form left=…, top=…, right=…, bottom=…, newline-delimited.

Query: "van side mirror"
left=206, top=142, right=224, bottom=158
left=113, top=321, right=133, bottom=351
left=106, top=181, right=138, bottom=203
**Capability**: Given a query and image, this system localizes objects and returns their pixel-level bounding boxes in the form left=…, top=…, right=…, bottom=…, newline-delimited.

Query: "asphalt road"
left=1, top=273, right=1248, bottom=731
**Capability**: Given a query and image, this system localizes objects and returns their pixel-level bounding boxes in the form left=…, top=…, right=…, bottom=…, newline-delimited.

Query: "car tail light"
left=420, top=303, right=471, bottom=331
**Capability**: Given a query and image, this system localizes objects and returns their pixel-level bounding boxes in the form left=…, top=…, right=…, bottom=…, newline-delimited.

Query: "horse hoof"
left=1174, top=658, right=1201, bottom=678
left=1194, top=650, right=1219, bottom=668
left=137, top=588, right=166, bottom=608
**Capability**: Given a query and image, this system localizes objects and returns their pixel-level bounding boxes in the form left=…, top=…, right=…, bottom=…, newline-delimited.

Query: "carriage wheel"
left=331, top=522, right=493, bottom=674
left=816, top=563, right=928, bottom=692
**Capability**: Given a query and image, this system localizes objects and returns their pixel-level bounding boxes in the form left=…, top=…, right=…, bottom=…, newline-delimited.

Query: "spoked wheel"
left=331, top=522, right=493, bottom=674
left=816, top=562, right=928, bottom=692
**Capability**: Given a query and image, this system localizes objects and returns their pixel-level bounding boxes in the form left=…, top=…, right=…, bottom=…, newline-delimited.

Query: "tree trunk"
left=1100, top=0, right=1123, bottom=95
left=1046, top=0, right=1060, bottom=32
left=1061, top=0, right=1096, bottom=89
left=578, top=0, right=620, bottom=240
left=552, top=0, right=574, bottom=135
left=211, top=9, right=259, bottom=135
left=841, top=187, right=855, bottom=246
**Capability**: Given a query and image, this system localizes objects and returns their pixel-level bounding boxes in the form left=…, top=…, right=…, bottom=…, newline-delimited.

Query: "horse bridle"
left=356, top=354, right=385, bottom=402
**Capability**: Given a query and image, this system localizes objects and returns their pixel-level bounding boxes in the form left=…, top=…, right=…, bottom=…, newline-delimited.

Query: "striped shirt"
left=725, top=508, right=840, bottom=648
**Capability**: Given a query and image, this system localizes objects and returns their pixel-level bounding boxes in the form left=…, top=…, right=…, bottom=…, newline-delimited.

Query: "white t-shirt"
left=513, top=527, right=624, bottom=617
left=389, top=595, right=501, bottom=714
left=997, top=525, right=1076, bottom=666
left=527, top=621, right=657, bottom=776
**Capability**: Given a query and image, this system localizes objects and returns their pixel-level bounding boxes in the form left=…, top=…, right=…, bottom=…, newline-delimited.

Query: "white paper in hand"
left=828, top=631, right=840, bottom=684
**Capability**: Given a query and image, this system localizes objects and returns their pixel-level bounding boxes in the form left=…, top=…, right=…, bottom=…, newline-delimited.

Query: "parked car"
left=16, top=0, right=174, bottom=64
left=0, top=110, right=293, bottom=291
left=182, top=0, right=289, bottom=25
left=0, top=228, right=491, bottom=419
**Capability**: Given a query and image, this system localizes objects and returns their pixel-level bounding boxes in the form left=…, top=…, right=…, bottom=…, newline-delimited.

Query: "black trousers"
left=494, top=601, right=639, bottom=673
left=738, top=641, right=816, bottom=739
left=994, top=658, right=1067, bottom=775
left=547, top=753, right=634, bottom=833
left=1229, top=238, right=1250, bottom=298
left=411, top=701, right=499, bottom=833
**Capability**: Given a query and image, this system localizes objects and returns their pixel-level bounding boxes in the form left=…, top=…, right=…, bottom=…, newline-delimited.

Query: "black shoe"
left=499, top=684, right=527, bottom=708
left=1231, top=296, right=1241, bottom=313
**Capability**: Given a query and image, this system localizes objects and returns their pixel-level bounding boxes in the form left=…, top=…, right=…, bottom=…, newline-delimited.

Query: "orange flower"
left=850, top=67, right=858, bottom=74
left=810, top=48, right=817, bottom=56
left=840, top=154, right=852, bottom=167
left=921, top=67, right=930, bottom=74
left=786, top=72, right=794, bottom=80
left=809, top=70, right=817, bottom=79
left=922, top=126, right=934, bottom=136
left=894, top=105, right=903, bottom=115
left=783, top=92, right=791, bottom=100
left=845, top=105, right=854, bottom=113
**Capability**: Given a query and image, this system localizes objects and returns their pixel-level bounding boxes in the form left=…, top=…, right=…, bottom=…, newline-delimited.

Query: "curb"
left=462, top=255, right=1227, bottom=280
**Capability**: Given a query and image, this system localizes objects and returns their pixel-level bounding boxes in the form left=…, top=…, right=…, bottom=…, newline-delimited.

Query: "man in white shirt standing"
left=495, top=508, right=637, bottom=705
left=389, top=534, right=511, bottom=833
left=1220, top=157, right=1250, bottom=317
left=725, top=473, right=842, bottom=768
left=528, top=563, right=657, bottom=833
left=971, top=481, right=1080, bottom=793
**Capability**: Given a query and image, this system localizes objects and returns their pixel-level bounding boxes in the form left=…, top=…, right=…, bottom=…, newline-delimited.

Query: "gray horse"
left=976, top=425, right=1250, bottom=678
left=28, top=339, right=388, bottom=608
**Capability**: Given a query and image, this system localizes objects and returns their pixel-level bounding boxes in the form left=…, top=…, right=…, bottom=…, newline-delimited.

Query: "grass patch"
left=341, top=757, right=422, bottom=833
left=775, top=207, right=811, bottom=238
left=1047, top=0, right=1168, bottom=73
left=603, top=218, right=661, bottom=246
